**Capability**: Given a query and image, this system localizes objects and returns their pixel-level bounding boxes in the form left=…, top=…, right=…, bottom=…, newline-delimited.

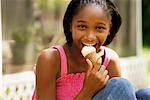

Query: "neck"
left=63, top=44, right=87, bottom=71
left=64, top=44, right=83, bottom=62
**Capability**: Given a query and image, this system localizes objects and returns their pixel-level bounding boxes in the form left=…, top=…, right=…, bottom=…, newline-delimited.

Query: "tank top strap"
left=52, top=45, right=67, bottom=76
left=101, top=46, right=110, bottom=67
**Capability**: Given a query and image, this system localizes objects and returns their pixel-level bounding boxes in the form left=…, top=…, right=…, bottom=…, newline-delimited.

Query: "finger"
left=97, top=68, right=107, bottom=78
left=104, top=75, right=109, bottom=84
left=103, top=70, right=108, bottom=77
left=86, top=59, right=93, bottom=77
left=99, top=65, right=106, bottom=74
left=92, top=62, right=100, bottom=73
left=92, top=57, right=103, bottom=72
left=97, top=49, right=104, bottom=57
left=96, top=57, right=102, bottom=65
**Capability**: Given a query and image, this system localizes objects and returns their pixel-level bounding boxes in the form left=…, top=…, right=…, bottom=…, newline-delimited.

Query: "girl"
left=34, top=0, right=137, bottom=99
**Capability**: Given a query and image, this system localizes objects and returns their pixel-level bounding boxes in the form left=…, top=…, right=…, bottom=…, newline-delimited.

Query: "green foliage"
left=142, top=0, right=150, bottom=46
left=12, top=26, right=33, bottom=44
left=36, top=0, right=66, bottom=11
left=143, top=46, right=150, bottom=52
left=36, top=0, right=48, bottom=9
left=54, top=0, right=65, bottom=8
left=5, top=87, right=10, bottom=95
left=11, top=26, right=33, bottom=65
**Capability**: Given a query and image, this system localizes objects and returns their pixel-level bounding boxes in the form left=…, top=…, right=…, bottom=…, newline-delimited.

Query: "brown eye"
left=77, top=25, right=87, bottom=30
left=96, top=26, right=106, bottom=32
left=96, top=26, right=105, bottom=30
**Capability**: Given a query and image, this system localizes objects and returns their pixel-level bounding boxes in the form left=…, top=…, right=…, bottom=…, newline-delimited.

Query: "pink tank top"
left=32, top=45, right=110, bottom=100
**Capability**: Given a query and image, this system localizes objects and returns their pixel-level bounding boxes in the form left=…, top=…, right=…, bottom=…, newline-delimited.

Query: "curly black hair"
left=63, top=0, right=122, bottom=46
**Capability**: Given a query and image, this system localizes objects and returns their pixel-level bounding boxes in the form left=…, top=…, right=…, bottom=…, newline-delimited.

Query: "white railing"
left=3, top=71, right=35, bottom=100
left=2, top=56, right=149, bottom=99
left=120, top=56, right=149, bottom=88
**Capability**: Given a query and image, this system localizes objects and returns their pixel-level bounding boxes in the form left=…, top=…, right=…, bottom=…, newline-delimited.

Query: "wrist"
left=74, top=95, right=91, bottom=100
left=74, top=88, right=93, bottom=100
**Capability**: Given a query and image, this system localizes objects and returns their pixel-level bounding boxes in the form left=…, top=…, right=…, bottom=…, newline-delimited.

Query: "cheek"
left=71, top=27, right=76, bottom=40
left=72, top=30, right=77, bottom=39
left=72, top=30, right=82, bottom=41
left=103, top=36, right=108, bottom=43
left=97, top=34, right=108, bottom=43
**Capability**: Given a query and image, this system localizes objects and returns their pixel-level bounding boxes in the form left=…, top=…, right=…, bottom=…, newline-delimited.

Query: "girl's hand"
left=75, top=58, right=109, bottom=99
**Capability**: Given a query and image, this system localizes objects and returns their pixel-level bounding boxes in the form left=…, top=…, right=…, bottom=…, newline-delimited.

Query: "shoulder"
left=38, top=47, right=59, bottom=63
left=102, top=46, right=119, bottom=61
left=36, top=47, right=60, bottom=79
left=37, top=47, right=60, bottom=69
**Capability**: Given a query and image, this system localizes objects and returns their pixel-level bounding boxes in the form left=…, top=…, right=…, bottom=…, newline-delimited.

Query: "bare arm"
left=106, top=48, right=121, bottom=78
left=36, top=48, right=60, bottom=100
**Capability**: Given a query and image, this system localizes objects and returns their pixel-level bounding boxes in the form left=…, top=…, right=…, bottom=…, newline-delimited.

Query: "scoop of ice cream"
left=81, top=46, right=103, bottom=64
left=81, top=46, right=96, bottom=57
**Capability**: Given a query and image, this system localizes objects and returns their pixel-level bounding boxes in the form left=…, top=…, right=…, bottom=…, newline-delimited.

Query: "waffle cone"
left=85, top=52, right=98, bottom=64
left=81, top=46, right=103, bottom=65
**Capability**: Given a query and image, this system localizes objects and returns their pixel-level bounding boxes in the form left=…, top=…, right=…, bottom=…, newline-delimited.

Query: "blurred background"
left=1, top=0, right=150, bottom=99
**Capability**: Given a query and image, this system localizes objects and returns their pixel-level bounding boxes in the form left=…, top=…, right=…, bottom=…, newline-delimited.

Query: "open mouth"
left=82, top=42, right=97, bottom=47
left=81, top=42, right=100, bottom=52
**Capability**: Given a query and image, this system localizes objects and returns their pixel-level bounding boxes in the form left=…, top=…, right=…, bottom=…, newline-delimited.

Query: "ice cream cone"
left=81, top=46, right=103, bottom=64
left=85, top=51, right=98, bottom=64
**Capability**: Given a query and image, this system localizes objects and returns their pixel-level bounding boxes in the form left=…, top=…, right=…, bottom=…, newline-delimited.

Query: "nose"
left=83, top=31, right=97, bottom=43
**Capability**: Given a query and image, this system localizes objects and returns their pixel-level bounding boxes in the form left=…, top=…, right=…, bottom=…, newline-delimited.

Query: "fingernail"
left=97, top=58, right=102, bottom=63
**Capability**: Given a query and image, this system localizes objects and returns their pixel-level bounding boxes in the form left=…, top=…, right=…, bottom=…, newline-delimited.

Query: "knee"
left=136, top=88, right=150, bottom=99
left=109, top=77, right=131, bottom=85
left=108, top=77, right=134, bottom=90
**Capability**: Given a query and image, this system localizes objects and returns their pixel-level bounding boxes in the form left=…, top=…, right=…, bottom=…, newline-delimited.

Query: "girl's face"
left=71, top=5, right=111, bottom=52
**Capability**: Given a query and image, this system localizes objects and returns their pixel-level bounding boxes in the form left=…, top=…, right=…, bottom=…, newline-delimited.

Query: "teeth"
left=82, top=43, right=96, bottom=46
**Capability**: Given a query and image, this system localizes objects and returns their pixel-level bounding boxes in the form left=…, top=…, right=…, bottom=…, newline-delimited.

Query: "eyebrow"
left=97, top=22, right=106, bottom=26
left=76, top=20, right=106, bottom=26
left=76, top=20, right=86, bottom=23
